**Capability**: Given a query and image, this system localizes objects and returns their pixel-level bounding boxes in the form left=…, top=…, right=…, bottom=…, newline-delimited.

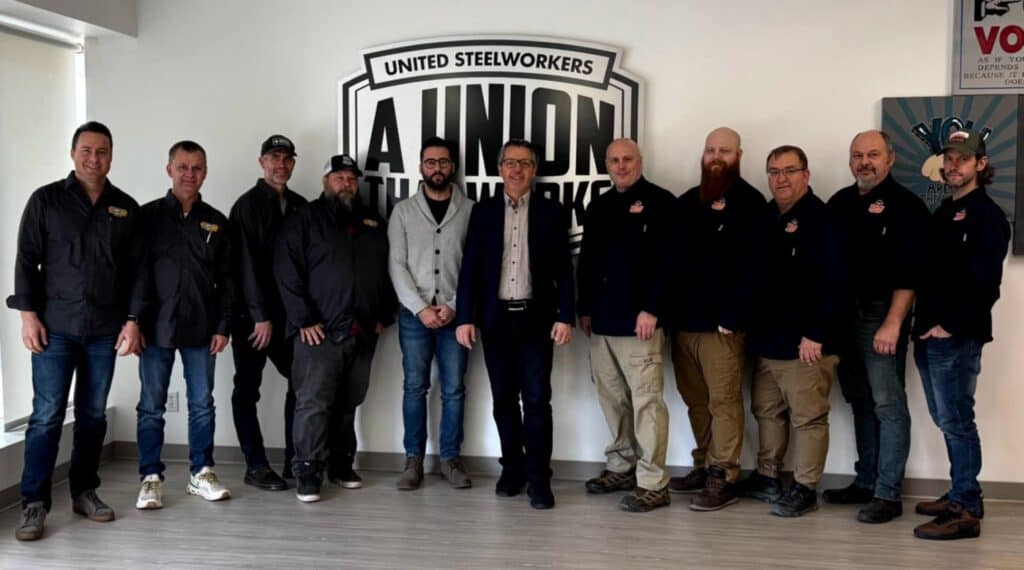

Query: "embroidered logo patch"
left=200, top=222, right=220, bottom=233
left=629, top=200, right=644, bottom=214
left=363, top=218, right=380, bottom=228
left=868, top=200, right=885, bottom=214
left=711, top=198, right=726, bottom=211
left=953, top=209, right=967, bottom=222
left=785, top=218, right=799, bottom=233
left=107, top=206, right=128, bottom=218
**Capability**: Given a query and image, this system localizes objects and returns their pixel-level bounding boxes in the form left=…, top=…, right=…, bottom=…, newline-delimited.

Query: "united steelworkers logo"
left=338, top=35, right=642, bottom=249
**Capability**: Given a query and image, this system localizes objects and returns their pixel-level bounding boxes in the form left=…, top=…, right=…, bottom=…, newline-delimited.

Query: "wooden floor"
left=1, top=460, right=1022, bottom=569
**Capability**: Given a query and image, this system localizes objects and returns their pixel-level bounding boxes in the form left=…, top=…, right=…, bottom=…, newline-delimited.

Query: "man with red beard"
left=668, top=127, right=767, bottom=511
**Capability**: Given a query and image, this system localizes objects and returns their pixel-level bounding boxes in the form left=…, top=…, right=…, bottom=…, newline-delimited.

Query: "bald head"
left=849, top=129, right=894, bottom=192
left=702, top=127, right=743, bottom=171
left=606, top=137, right=643, bottom=190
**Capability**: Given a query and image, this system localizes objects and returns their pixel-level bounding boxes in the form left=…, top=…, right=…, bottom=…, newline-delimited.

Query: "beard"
left=424, top=171, right=452, bottom=191
left=699, top=159, right=740, bottom=202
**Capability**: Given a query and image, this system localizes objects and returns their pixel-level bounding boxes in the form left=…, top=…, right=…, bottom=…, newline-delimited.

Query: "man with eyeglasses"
left=911, top=131, right=1009, bottom=540
left=389, top=137, right=474, bottom=491
left=455, top=139, right=574, bottom=510
left=823, top=130, right=929, bottom=524
left=577, top=138, right=674, bottom=513
left=667, top=127, right=767, bottom=511
left=738, top=145, right=845, bottom=517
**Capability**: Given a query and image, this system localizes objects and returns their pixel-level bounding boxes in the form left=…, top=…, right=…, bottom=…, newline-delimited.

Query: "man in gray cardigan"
left=388, top=137, right=474, bottom=490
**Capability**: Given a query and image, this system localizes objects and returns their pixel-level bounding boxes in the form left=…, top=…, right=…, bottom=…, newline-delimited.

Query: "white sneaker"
left=187, top=467, right=231, bottom=501
left=136, top=474, right=163, bottom=510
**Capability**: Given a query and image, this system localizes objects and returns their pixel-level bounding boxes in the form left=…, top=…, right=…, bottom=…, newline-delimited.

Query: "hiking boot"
left=440, top=458, right=472, bottom=489
left=136, top=474, right=164, bottom=510
left=244, top=466, right=287, bottom=491
left=914, top=503, right=981, bottom=540
left=737, top=471, right=783, bottom=503
left=771, top=483, right=818, bottom=517
left=619, top=486, right=671, bottom=513
left=396, top=456, right=424, bottom=491
left=857, top=497, right=903, bottom=524
left=296, top=475, right=322, bottom=503
left=689, top=466, right=739, bottom=512
left=187, top=467, right=231, bottom=501
left=822, top=482, right=874, bottom=505
left=585, top=469, right=636, bottom=494
left=15, top=502, right=46, bottom=541
left=915, top=493, right=985, bottom=519
left=667, top=467, right=707, bottom=494
left=527, top=481, right=555, bottom=510
left=72, top=489, right=115, bottom=522
left=495, top=470, right=525, bottom=497
left=329, top=467, right=363, bottom=489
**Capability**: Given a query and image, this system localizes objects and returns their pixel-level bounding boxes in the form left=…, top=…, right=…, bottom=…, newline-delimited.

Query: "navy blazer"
left=455, top=191, right=575, bottom=331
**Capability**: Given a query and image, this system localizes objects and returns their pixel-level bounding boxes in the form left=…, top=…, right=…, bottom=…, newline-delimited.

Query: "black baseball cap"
left=261, top=134, right=297, bottom=157
left=323, top=153, right=362, bottom=177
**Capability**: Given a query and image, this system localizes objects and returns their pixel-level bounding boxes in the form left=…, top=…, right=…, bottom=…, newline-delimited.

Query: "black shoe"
left=329, top=467, right=363, bottom=489
left=737, top=471, right=783, bottom=503
left=296, top=475, right=322, bottom=503
left=822, top=482, right=874, bottom=505
left=495, top=471, right=525, bottom=497
left=527, top=482, right=555, bottom=510
left=857, top=497, right=903, bottom=524
left=281, top=464, right=294, bottom=480
left=772, top=483, right=818, bottom=517
left=244, top=466, right=287, bottom=491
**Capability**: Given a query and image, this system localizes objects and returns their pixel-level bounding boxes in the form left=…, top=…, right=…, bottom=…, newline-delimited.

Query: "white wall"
left=67, top=0, right=1024, bottom=483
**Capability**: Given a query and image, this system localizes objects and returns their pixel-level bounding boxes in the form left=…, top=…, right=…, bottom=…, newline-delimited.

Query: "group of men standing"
left=10, top=121, right=1008, bottom=543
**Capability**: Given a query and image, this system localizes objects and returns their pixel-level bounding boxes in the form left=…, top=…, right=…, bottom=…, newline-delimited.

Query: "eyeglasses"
left=766, top=167, right=806, bottom=178
left=422, top=158, right=453, bottom=169
left=500, top=158, right=536, bottom=169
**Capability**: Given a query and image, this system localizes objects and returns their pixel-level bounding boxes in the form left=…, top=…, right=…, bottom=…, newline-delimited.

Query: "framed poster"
left=953, top=0, right=1024, bottom=94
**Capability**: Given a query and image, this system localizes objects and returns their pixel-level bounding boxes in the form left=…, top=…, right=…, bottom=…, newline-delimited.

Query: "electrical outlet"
left=167, top=391, right=180, bottom=413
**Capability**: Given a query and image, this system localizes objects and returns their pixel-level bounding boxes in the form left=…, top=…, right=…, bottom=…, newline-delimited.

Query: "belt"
left=499, top=299, right=530, bottom=312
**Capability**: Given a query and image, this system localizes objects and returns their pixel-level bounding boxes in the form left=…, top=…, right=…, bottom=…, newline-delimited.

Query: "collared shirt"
left=7, top=171, right=145, bottom=336
left=140, top=191, right=234, bottom=348
left=499, top=191, right=532, bottom=300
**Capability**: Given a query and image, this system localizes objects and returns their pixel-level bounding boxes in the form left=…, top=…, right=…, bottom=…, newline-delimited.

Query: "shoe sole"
left=913, top=527, right=981, bottom=540
left=742, top=491, right=783, bottom=504
left=586, top=483, right=636, bottom=494
left=448, top=481, right=473, bottom=489
left=396, top=482, right=422, bottom=491
left=689, top=496, right=740, bottom=512
left=15, top=529, right=43, bottom=541
left=620, top=502, right=670, bottom=513
left=667, top=487, right=702, bottom=495
left=187, top=485, right=231, bottom=501
left=337, top=481, right=362, bottom=489
left=244, top=479, right=287, bottom=491
left=72, top=506, right=115, bottom=522
left=296, top=493, right=321, bottom=503
left=136, top=499, right=163, bottom=510
left=771, top=503, right=819, bottom=517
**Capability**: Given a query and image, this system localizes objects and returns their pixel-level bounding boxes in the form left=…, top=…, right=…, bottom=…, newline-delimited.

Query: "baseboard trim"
left=107, top=442, right=1024, bottom=502
left=0, top=443, right=113, bottom=512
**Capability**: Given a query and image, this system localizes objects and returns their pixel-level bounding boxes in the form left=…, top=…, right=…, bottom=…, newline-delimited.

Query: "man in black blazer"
left=455, top=139, right=574, bottom=510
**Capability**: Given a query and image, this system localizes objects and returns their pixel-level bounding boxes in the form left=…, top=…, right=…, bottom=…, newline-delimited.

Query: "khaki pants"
left=670, top=331, right=746, bottom=482
left=589, top=329, right=670, bottom=490
left=751, top=355, right=838, bottom=487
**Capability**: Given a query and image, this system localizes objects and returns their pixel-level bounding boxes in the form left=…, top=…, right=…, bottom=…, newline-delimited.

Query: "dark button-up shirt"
left=140, top=191, right=233, bottom=348
left=7, top=172, right=145, bottom=336
left=229, top=179, right=307, bottom=325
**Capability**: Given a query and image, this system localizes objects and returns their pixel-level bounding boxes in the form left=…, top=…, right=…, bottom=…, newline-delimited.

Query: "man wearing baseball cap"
left=275, top=153, right=395, bottom=502
left=911, top=131, right=1010, bottom=540
left=228, top=134, right=307, bottom=491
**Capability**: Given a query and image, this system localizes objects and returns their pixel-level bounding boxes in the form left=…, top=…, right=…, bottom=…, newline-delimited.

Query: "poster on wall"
left=881, top=95, right=1024, bottom=254
left=953, top=0, right=1024, bottom=93
left=338, top=35, right=642, bottom=251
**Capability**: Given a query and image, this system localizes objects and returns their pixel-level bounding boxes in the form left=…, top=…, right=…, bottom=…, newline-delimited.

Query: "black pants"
left=481, top=308, right=554, bottom=485
left=291, top=333, right=377, bottom=477
left=231, top=320, right=295, bottom=471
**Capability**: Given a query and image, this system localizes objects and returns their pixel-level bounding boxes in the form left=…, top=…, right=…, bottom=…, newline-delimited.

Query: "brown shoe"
left=913, top=503, right=981, bottom=540
left=915, top=493, right=985, bottom=519
left=585, top=469, right=636, bottom=494
left=619, top=486, right=671, bottom=513
left=668, top=467, right=707, bottom=494
left=396, top=456, right=424, bottom=491
left=689, top=466, right=738, bottom=511
left=440, top=458, right=472, bottom=489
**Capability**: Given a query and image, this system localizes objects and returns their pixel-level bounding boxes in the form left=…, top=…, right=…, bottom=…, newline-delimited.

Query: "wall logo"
left=338, top=35, right=643, bottom=249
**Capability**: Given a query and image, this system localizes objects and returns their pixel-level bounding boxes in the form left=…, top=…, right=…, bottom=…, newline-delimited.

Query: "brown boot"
left=915, top=493, right=985, bottom=519
left=440, top=457, right=472, bottom=489
left=667, top=467, right=707, bottom=494
left=689, top=466, right=738, bottom=511
left=913, top=503, right=981, bottom=540
left=396, top=456, right=424, bottom=491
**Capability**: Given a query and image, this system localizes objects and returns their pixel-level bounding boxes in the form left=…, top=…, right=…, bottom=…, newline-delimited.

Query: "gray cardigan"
left=387, top=183, right=473, bottom=315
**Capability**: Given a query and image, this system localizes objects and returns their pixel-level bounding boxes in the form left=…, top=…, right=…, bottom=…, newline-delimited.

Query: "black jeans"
left=291, top=333, right=377, bottom=477
left=481, top=307, right=554, bottom=485
left=231, top=320, right=295, bottom=471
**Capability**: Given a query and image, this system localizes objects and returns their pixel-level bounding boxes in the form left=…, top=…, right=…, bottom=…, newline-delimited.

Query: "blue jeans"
left=913, top=335, right=984, bottom=516
left=398, top=307, right=468, bottom=461
left=21, top=333, right=117, bottom=510
left=137, top=345, right=217, bottom=477
left=836, top=301, right=911, bottom=500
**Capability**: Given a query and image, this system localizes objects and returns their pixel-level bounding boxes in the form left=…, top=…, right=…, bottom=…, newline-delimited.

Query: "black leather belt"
left=499, top=300, right=530, bottom=312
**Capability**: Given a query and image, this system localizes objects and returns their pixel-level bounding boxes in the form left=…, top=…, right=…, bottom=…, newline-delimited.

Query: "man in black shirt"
left=229, top=135, right=307, bottom=491
left=134, top=141, right=234, bottom=510
left=275, top=154, right=396, bottom=502
left=823, top=130, right=929, bottom=524
left=911, top=131, right=1010, bottom=540
left=10, top=122, right=145, bottom=541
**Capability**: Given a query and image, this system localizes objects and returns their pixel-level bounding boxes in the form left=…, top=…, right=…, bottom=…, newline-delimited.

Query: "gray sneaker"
left=440, top=457, right=472, bottom=489
left=15, top=502, right=47, bottom=541
left=396, top=456, right=424, bottom=491
left=72, top=489, right=115, bottom=522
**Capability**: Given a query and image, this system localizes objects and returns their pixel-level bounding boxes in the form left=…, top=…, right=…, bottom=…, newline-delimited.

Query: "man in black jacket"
left=275, top=154, right=396, bottom=502
left=229, top=135, right=308, bottom=491
left=911, top=131, right=1010, bottom=540
left=134, top=140, right=234, bottom=510
left=668, top=127, right=766, bottom=511
left=739, top=145, right=845, bottom=518
left=577, top=138, right=674, bottom=513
